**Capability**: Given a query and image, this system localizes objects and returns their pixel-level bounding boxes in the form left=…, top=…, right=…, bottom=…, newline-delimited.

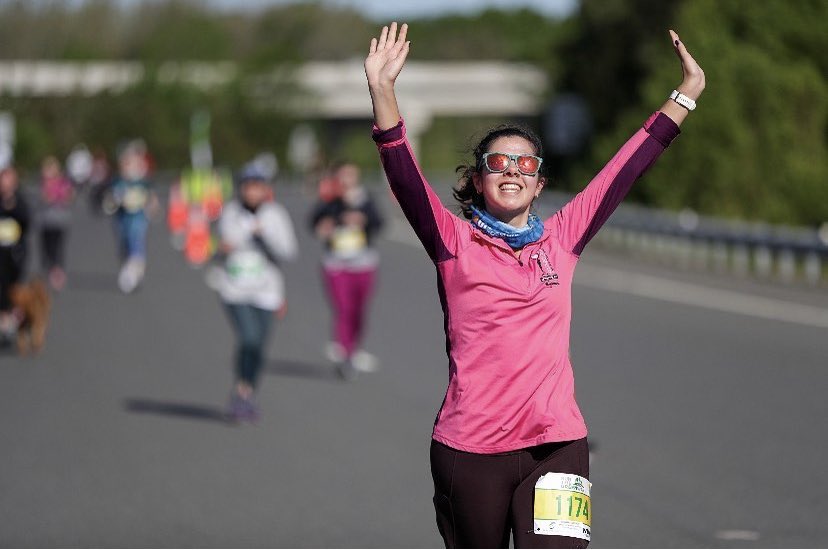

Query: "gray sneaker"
left=227, top=393, right=260, bottom=423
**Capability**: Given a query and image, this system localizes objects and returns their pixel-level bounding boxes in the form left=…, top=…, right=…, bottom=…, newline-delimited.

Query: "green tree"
left=124, top=1, right=232, bottom=61
left=583, top=0, right=828, bottom=225
left=407, top=9, right=565, bottom=68
left=0, top=0, right=123, bottom=59
left=243, top=3, right=372, bottom=68
left=555, top=0, right=681, bottom=134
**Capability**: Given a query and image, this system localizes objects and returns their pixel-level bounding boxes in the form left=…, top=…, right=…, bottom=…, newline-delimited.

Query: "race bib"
left=227, top=250, right=267, bottom=287
left=533, top=472, right=591, bottom=541
left=0, top=218, right=21, bottom=246
left=122, top=187, right=149, bottom=212
left=330, top=226, right=367, bottom=256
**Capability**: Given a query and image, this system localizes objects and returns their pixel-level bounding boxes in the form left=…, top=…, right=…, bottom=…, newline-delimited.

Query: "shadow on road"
left=0, top=342, right=19, bottom=357
left=265, top=358, right=339, bottom=381
left=123, top=398, right=232, bottom=425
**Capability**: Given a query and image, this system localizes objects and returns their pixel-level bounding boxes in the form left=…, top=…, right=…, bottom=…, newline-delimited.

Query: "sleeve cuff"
left=372, top=118, right=406, bottom=145
left=644, top=111, right=681, bottom=147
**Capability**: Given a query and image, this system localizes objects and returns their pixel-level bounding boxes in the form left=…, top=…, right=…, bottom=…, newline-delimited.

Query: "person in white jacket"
left=216, top=165, right=297, bottom=422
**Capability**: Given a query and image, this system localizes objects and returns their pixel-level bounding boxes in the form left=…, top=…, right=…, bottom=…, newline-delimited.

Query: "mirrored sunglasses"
left=480, top=152, right=543, bottom=176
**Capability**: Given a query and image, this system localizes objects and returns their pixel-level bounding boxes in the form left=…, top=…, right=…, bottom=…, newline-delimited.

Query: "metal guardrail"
left=539, top=191, right=828, bottom=287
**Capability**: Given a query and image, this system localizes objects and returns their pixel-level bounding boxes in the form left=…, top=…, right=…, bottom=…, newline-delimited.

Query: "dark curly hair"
left=453, top=124, right=546, bottom=219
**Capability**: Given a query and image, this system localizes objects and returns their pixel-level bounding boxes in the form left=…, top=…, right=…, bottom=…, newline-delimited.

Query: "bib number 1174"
left=533, top=473, right=592, bottom=541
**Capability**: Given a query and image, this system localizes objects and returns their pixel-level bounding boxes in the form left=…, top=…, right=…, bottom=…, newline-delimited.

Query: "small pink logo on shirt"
left=531, top=250, right=559, bottom=286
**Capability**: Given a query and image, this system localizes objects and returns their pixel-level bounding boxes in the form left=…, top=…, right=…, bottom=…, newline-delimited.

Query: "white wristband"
left=670, top=90, right=696, bottom=111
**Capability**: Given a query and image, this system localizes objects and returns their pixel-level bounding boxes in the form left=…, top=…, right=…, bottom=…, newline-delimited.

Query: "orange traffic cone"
left=167, top=185, right=189, bottom=250
left=184, top=208, right=213, bottom=266
left=203, top=188, right=224, bottom=222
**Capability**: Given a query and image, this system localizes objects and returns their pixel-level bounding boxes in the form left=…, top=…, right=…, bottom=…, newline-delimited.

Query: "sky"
left=45, top=0, right=579, bottom=22
left=112, top=0, right=580, bottom=20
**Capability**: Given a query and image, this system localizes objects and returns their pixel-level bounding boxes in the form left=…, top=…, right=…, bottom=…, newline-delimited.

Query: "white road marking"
left=715, top=530, right=761, bottom=541
left=576, top=266, right=828, bottom=329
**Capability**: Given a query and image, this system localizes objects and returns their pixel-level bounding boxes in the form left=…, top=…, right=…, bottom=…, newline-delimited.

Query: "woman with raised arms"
left=365, top=22, right=704, bottom=548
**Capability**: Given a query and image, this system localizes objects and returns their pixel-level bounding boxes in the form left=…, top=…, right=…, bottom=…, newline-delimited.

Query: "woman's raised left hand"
left=669, top=30, right=705, bottom=100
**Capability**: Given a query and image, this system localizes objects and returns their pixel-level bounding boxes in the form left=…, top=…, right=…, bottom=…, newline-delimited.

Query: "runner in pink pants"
left=311, top=162, right=384, bottom=380
left=322, top=267, right=376, bottom=358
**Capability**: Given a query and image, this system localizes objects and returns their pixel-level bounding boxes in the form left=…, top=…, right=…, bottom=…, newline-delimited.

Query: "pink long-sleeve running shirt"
left=374, top=112, right=680, bottom=454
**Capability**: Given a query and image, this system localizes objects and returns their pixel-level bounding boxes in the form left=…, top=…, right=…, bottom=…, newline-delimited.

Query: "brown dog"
left=9, top=278, right=51, bottom=355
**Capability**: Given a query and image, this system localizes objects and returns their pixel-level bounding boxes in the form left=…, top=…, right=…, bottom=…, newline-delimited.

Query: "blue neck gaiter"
left=470, top=205, right=544, bottom=250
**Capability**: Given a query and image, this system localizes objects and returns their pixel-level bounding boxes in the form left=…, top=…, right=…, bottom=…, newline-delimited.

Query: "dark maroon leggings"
left=430, top=438, right=590, bottom=549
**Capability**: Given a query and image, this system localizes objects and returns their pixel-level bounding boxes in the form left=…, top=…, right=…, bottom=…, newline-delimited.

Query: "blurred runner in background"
left=86, top=147, right=112, bottom=216
left=214, top=165, right=297, bottom=422
left=0, top=166, right=30, bottom=345
left=106, top=140, right=158, bottom=294
left=310, top=162, right=384, bottom=380
left=39, top=156, right=73, bottom=291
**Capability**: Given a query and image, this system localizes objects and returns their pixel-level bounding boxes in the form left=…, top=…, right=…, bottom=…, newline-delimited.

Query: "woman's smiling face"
left=472, top=135, right=545, bottom=227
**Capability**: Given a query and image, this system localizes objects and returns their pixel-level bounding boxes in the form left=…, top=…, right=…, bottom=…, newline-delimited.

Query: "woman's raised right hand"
left=364, top=22, right=410, bottom=91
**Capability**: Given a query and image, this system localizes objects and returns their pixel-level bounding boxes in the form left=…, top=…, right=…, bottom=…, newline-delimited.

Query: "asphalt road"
left=1, top=184, right=826, bottom=548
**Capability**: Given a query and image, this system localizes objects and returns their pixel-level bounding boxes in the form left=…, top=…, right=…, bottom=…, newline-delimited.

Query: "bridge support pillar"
left=399, top=103, right=433, bottom=159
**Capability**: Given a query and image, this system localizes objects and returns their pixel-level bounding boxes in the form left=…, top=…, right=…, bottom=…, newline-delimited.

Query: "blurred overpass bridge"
left=0, top=60, right=548, bottom=151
